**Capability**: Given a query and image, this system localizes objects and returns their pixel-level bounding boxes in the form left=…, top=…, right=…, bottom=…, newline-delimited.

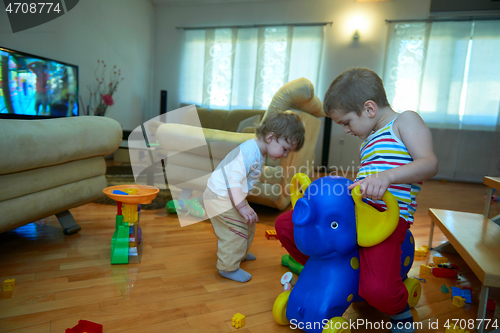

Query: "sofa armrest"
left=265, top=77, right=326, bottom=119
left=0, top=117, right=122, bottom=175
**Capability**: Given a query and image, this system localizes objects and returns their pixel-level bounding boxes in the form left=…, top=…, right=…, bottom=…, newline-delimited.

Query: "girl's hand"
left=237, top=205, right=258, bottom=225
left=348, top=173, right=391, bottom=201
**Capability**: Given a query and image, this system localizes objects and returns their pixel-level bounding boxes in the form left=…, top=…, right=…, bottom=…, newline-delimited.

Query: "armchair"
left=155, top=77, right=325, bottom=210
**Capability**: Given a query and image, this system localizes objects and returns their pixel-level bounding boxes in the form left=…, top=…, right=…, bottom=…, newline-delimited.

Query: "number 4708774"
left=5, top=3, right=61, bottom=14
left=444, top=319, right=499, bottom=330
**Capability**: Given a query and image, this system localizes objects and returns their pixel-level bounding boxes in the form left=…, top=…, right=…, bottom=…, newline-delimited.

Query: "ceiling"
left=150, top=0, right=302, bottom=5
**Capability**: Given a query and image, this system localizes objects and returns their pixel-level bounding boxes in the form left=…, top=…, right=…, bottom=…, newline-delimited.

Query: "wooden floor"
left=1, top=175, right=499, bottom=333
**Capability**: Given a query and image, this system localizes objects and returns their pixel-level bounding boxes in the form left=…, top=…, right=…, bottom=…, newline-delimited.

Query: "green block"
left=111, top=224, right=129, bottom=264
left=111, top=215, right=124, bottom=249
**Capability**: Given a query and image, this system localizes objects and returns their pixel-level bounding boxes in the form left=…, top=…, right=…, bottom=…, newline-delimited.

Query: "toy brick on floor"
left=265, top=230, right=277, bottom=239
left=232, top=313, right=245, bottom=328
left=433, top=255, right=449, bottom=264
left=415, top=245, right=429, bottom=257
left=66, top=320, right=102, bottom=333
left=420, top=264, right=432, bottom=275
left=452, top=287, right=471, bottom=303
left=432, top=267, right=458, bottom=279
left=445, top=324, right=470, bottom=333
left=3, top=278, right=15, bottom=291
left=452, top=296, right=466, bottom=307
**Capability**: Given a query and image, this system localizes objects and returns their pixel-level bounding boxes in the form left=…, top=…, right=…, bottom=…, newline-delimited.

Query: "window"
left=383, top=20, right=500, bottom=131
left=179, top=25, right=324, bottom=110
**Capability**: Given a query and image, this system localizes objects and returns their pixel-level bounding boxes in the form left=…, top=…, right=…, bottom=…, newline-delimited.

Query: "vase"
left=94, top=105, right=107, bottom=116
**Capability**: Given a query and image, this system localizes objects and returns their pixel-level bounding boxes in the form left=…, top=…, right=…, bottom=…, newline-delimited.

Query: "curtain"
left=384, top=20, right=500, bottom=131
left=179, top=25, right=324, bottom=110
left=383, top=20, right=500, bottom=181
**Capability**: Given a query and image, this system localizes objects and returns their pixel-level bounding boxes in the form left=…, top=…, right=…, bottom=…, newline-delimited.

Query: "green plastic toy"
left=166, top=198, right=205, bottom=218
left=110, top=215, right=129, bottom=264
left=103, top=185, right=159, bottom=265
left=281, top=254, right=304, bottom=275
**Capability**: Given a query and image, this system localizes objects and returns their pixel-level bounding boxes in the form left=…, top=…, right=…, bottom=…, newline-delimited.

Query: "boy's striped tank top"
left=355, top=117, right=421, bottom=224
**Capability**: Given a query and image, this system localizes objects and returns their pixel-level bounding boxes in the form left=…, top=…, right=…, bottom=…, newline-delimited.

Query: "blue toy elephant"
left=273, top=176, right=421, bottom=333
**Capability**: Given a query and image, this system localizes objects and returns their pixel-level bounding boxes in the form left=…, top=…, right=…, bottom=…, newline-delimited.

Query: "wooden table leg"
left=428, top=220, right=434, bottom=250
left=484, top=188, right=493, bottom=218
left=476, top=285, right=489, bottom=333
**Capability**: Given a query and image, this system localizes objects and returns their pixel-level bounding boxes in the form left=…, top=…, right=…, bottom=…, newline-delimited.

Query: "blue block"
left=113, top=190, right=129, bottom=195
left=463, top=289, right=471, bottom=303
left=452, top=287, right=471, bottom=304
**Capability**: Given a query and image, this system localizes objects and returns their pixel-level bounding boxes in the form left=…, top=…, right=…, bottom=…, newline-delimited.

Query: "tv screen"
left=0, top=46, right=78, bottom=119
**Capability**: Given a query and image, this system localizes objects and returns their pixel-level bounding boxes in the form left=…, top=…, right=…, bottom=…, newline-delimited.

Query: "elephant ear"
left=352, top=186, right=399, bottom=247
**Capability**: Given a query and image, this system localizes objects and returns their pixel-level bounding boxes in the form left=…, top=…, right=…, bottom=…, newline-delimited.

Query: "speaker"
left=160, top=90, right=167, bottom=115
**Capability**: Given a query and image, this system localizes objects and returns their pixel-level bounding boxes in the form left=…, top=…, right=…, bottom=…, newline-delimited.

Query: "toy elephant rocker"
left=273, top=175, right=421, bottom=333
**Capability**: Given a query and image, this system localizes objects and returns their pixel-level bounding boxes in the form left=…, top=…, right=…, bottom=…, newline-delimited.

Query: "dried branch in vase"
left=79, top=60, right=124, bottom=116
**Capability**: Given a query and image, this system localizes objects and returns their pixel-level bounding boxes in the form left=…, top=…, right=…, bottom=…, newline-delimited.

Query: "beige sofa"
left=154, top=78, right=325, bottom=210
left=0, top=116, right=122, bottom=235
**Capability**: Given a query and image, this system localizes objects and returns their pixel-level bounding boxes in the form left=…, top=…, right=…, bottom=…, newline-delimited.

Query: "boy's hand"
left=348, top=173, right=391, bottom=201
left=237, top=204, right=258, bottom=225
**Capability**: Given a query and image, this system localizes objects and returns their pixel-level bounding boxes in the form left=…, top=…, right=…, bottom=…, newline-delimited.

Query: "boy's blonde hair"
left=323, top=68, right=390, bottom=116
left=255, top=110, right=305, bottom=151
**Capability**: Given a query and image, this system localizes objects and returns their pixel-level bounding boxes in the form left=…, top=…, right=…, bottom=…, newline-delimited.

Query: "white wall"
left=0, top=0, right=155, bottom=131
left=152, top=0, right=432, bottom=170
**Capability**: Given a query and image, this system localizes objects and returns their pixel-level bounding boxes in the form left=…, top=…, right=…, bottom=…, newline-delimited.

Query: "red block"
left=487, top=299, right=496, bottom=311
left=432, top=267, right=458, bottom=279
left=66, top=320, right=103, bottom=333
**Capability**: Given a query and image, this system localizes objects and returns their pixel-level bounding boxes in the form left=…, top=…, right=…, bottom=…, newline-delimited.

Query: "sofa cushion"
left=0, top=176, right=107, bottom=234
left=0, top=117, right=122, bottom=175
left=0, top=156, right=106, bottom=202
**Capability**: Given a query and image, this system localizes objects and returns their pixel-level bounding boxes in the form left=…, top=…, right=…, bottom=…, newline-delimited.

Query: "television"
left=0, top=46, right=78, bottom=119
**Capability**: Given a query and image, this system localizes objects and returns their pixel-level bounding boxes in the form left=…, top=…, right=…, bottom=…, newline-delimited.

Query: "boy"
left=276, top=68, right=438, bottom=332
left=204, top=111, right=305, bottom=283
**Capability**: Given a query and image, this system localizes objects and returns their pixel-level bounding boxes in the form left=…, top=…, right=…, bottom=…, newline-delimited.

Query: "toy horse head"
left=291, top=174, right=400, bottom=257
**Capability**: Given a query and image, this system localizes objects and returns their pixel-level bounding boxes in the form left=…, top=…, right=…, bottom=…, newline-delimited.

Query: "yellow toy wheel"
left=322, top=317, right=351, bottom=333
left=404, top=278, right=421, bottom=308
left=273, top=290, right=291, bottom=325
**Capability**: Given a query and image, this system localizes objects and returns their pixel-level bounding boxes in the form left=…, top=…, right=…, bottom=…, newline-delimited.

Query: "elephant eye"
left=331, top=221, right=339, bottom=229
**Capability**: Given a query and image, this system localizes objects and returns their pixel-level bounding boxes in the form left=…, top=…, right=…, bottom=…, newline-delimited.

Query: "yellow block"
left=452, top=296, right=465, bottom=307
left=3, top=278, right=15, bottom=291
left=122, top=203, right=138, bottom=223
left=433, top=256, right=449, bottom=264
left=420, top=264, right=432, bottom=275
left=445, top=324, right=469, bottom=333
left=232, top=313, right=245, bottom=329
left=415, top=245, right=429, bottom=257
